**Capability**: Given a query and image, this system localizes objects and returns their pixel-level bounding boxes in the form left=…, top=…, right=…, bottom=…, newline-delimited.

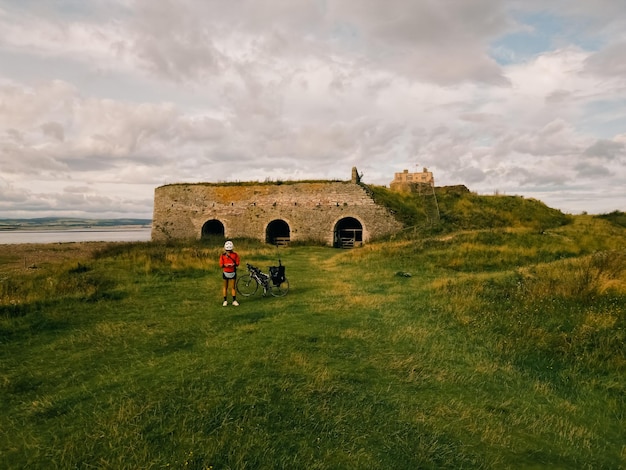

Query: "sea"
left=0, top=227, right=152, bottom=245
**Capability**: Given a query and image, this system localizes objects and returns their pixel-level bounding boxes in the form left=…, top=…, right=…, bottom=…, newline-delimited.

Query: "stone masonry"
left=151, top=169, right=402, bottom=246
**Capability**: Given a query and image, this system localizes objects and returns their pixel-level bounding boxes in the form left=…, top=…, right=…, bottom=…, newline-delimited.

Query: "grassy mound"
left=366, top=184, right=572, bottom=234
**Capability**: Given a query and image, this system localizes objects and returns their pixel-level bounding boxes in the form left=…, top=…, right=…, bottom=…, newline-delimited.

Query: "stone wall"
left=151, top=180, right=403, bottom=246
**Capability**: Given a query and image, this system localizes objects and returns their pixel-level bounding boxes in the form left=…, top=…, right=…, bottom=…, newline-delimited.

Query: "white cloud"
left=0, top=0, right=625, bottom=218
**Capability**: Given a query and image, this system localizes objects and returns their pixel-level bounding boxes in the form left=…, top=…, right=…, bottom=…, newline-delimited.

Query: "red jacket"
left=220, top=251, right=240, bottom=273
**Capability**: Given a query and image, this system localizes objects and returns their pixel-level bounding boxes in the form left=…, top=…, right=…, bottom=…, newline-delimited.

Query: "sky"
left=1, top=0, right=625, bottom=219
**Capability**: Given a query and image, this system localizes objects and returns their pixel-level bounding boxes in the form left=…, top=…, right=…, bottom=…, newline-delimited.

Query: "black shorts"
left=222, top=272, right=237, bottom=280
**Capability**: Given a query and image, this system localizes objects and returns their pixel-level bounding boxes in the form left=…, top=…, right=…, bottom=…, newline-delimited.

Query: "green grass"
left=366, top=184, right=572, bottom=234
left=1, top=216, right=625, bottom=469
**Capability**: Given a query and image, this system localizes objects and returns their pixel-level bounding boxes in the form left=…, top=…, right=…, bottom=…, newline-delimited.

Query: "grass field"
left=1, top=215, right=624, bottom=469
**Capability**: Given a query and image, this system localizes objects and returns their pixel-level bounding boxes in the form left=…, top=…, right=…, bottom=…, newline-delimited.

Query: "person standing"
left=220, top=240, right=240, bottom=306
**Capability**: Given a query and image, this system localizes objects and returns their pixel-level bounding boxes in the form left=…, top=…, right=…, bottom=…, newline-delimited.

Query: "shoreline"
left=0, top=224, right=151, bottom=231
left=0, top=227, right=152, bottom=245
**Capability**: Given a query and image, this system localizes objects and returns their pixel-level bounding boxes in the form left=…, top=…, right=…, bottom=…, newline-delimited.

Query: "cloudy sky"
left=1, top=0, right=625, bottom=219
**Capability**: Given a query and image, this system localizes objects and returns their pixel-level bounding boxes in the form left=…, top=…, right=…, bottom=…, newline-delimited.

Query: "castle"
left=390, top=168, right=434, bottom=192
left=151, top=168, right=404, bottom=247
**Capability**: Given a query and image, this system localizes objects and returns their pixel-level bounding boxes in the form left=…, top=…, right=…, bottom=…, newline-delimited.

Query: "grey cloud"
left=583, top=139, right=625, bottom=160
left=328, top=0, right=511, bottom=85
left=129, top=0, right=226, bottom=81
left=458, top=166, right=487, bottom=184
left=545, top=90, right=573, bottom=104
left=584, top=41, right=626, bottom=79
left=41, top=121, right=65, bottom=141
left=1, top=1, right=626, bottom=217
left=330, top=0, right=508, bottom=47
left=504, top=166, right=532, bottom=184
left=57, top=155, right=116, bottom=172
left=459, top=113, right=502, bottom=123
left=0, top=177, right=30, bottom=203
left=0, top=174, right=153, bottom=217
left=495, top=120, right=583, bottom=157
left=5, top=128, right=23, bottom=142
left=122, top=0, right=512, bottom=86
left=0, top=81, right=185, bottom=180
left=132, top=32, right=223, bottom=82
left=519, top=170, right=570, bottom=187
left=390, top=45, right=510, bottom=86
left=574, top=162, right=612, bottom=178
left=278, top=119, right=403, bottom=164
left=236, top=0, right=326, bottom=34
left=0, top=81, right=77, bottom=129
left=2, top=0, right=622, bottom=91
left=0, top=141, right=67, bottom=174
left=64, top=185, right=93, bottom=194
left=176, top=117, right=227, bottom=143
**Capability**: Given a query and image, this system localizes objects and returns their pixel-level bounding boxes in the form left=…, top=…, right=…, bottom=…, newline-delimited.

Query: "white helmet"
left=224, top=240, right=234, bottom=251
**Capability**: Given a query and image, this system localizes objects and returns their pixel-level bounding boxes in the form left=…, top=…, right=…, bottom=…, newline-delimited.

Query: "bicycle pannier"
left=269, top=265, right=285, bottom=285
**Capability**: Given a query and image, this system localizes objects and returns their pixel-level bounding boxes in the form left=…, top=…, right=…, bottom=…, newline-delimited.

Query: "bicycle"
left=236, top=261, right=289, bottom=297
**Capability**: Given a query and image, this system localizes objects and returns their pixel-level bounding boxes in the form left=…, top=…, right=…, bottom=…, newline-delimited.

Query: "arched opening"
left=201, top=219, right=225, bottom=240
left=334, top=217, right=363, bottom=248
left=266, top=219, right=290, bottom=245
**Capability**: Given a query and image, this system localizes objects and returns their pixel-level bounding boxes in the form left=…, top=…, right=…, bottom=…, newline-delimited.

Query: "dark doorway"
left=266, top=219, right=290, bottom=245
left=334, top=217, right=363, bottom=248
left=201, top=219, right=225, bottom=239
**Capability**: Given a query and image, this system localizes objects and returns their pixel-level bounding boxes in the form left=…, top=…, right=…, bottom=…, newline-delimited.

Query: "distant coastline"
left=0, top=217, right=152, bottom=232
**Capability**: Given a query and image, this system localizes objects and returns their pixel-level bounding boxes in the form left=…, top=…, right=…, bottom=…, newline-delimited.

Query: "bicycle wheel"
left=270, top=278, right=289, bottom=297
left=236, top=274, right=258, bottom=296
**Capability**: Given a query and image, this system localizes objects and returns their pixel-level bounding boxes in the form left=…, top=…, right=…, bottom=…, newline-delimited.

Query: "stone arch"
left=333, top=216, right=363, bottom=248
left=201, top=219, right=225, bottom=239
left=266, top=219, right=291, bottom=245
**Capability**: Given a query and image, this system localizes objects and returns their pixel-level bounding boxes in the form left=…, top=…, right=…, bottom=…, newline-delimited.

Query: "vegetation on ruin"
left=1, top=205, right=625, bottom=468
left=160, top=178, right=346, bottom=189
left=365, top=184, right=572, bottom=234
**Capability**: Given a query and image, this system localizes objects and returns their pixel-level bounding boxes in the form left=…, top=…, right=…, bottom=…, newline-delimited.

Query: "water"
left=0, top=227, right=152, bottom=245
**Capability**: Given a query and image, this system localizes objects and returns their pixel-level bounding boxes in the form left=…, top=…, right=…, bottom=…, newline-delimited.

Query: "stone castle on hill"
left=390, top=168, right=434, bottom=192
left=151, top=167, right=433, bottom=247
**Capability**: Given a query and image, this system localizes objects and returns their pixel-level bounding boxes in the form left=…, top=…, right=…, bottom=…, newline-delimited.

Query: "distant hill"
left=0, top=218, right=152, bottom=231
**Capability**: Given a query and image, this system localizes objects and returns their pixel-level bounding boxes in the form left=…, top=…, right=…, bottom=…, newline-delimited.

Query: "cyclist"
left=219, top=240, right=240, bottom=306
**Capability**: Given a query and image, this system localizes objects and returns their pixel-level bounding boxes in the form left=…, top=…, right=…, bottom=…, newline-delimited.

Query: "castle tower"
left=390, top=168, right=434, bottom=192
